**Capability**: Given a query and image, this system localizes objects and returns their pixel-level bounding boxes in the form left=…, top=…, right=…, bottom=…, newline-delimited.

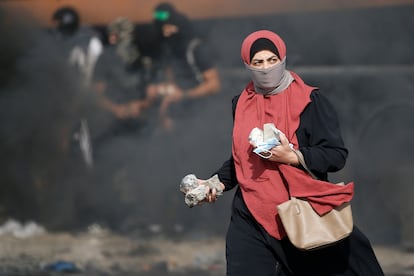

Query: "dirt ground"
left=0, top=227, right=225, bottom=276
left=1, top=226, right=414, bottom=276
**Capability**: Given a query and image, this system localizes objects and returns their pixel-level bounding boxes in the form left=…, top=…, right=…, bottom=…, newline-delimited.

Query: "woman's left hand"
left=266, top=132, right=299, bottom=165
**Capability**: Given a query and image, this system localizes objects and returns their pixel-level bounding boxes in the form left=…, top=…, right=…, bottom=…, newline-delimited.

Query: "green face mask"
left=153, top=10, right=170, bottom=21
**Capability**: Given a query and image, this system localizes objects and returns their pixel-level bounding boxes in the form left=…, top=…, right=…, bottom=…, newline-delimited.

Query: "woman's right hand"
left=202, top=181, right=225, bottom=203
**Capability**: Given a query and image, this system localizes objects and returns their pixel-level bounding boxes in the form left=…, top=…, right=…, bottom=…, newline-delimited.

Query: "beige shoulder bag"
left=277, top=150, right=353, bottom=250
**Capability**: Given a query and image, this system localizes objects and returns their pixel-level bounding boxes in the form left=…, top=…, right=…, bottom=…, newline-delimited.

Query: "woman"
left=198, top=30, right=384, bottom=275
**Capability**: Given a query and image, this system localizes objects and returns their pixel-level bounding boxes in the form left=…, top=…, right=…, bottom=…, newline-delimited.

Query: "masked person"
left=51, top=6, right=103, bottom=87
left=191, top=30, right=384, bottom=275
left=92, top=17, right=149, bottom=128
left=145, top=2, right=221, bottom=131
left=50, top=6, right=104, bottom=168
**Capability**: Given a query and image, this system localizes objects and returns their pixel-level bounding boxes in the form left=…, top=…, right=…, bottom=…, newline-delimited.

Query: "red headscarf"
left=232, top=30, right=354, bottom=240
left=241, top=30, right=287, bottom=64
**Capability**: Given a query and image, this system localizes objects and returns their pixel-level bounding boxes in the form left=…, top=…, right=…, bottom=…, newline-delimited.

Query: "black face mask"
left=164, top=31, right=192, bottom=56
left=157, top=12, right=194, bottom=54
left=165, top=31, right=186, bottom=47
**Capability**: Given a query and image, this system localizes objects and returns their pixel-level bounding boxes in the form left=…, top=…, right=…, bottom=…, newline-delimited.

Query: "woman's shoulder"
left=231, top=93, right=242, bottom=115
left=232, top=94, right=241, bottom=103
left=309, top=89, right=335, bottom=107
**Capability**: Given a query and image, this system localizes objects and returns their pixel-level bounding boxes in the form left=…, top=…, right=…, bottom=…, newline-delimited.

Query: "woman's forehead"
left=252, top=50, right=278, bottom=60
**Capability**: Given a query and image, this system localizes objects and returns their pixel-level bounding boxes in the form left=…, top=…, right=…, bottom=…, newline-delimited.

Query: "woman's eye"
left=269, top=58, right=279, bottom=63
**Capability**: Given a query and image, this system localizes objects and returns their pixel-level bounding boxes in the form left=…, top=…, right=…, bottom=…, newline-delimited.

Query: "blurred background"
left=0, top=0, right=414, bottom=261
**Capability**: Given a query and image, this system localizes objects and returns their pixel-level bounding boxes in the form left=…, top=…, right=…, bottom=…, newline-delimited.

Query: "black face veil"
left=153, top=3, right=194, bottom=55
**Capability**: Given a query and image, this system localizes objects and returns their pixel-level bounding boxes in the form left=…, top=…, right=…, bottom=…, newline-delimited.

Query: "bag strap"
left=284, top=150, right=318, bottom=199
left=292, top=150, right=318, bottom=180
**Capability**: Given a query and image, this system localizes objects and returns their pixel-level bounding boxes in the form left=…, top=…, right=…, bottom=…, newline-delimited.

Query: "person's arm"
left=213, top=156, right=238, bottom=191
left=93, top=81, right=132, bottom=119
left=296, top=90, right=348, bottom=179
left=185, top=67, right=221, bottom=99
left=185, top=40, right=221, bottom=98
left=161, top=66, right=221, bottom=104
left=182, top=40, right=221, bottom=99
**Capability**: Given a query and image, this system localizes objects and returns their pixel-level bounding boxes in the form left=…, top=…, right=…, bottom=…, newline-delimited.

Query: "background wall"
left=1, top=0, right=414, bottom=26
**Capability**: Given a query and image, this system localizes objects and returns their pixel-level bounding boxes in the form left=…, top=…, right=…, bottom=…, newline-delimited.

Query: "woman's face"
left=250, top=50, right=280, bottom=69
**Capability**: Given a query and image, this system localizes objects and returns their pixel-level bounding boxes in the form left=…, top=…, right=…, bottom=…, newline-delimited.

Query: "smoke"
left=0, top=8, right=97, bottom=228
left=1, top=3, right=413, bottom=246
left=0, top=5, right=235, bottom=235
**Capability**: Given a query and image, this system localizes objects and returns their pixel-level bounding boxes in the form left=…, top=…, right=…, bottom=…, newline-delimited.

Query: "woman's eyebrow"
left=251, top=58, right=264, bottom=63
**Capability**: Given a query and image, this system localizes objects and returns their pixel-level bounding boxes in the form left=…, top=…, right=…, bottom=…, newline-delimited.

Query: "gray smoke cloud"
left=0, top=8, right=101, bottom=229
left=0, top=6, right=235, bottom=235
left=1, top=3, right=413, bottom=246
